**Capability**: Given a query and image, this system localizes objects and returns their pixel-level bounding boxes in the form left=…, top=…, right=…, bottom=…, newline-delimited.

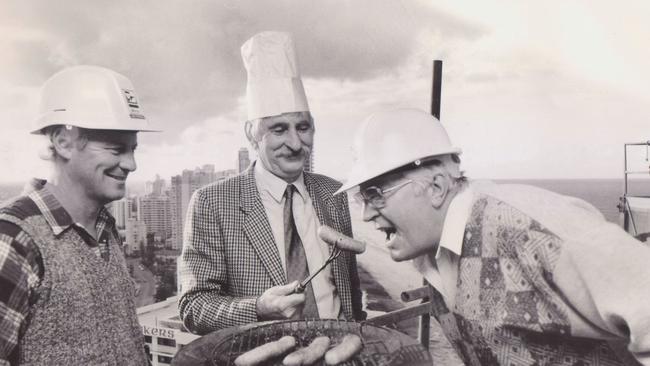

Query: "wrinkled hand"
left=256, top=281, right=305, bottom=320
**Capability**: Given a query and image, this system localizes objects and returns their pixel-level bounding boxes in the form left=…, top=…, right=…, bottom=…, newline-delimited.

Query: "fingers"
left=256, top=282, right=306, bottom=320
left=274, top=288, right=305, bottom=318
left=281, top=292, right=305, bottom=309
left=269, top=281, right=301, bottom=295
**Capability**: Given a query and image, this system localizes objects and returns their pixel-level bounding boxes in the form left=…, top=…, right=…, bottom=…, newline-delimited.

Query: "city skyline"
left=109, top=162, right=242, bottom=253
left=2, top=1, right=650, bottom=184
left=124, top=149, right=249, bottom=196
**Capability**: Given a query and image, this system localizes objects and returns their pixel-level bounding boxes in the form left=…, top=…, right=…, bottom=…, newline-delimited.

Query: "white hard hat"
left=32, top=65, right=159, bottom=134
left=241, top=31, right=309, bottom=120
left=336, top=108, right=461, bottom=194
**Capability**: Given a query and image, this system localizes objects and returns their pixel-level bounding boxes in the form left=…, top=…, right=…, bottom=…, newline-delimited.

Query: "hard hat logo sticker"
left=123, top=89, right=140, bottom=109
left=123, top=89, right=146, bottom=120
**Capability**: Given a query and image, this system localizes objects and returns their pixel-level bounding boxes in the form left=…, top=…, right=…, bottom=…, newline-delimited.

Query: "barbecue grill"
left=172, top=319, right=432, bottom=366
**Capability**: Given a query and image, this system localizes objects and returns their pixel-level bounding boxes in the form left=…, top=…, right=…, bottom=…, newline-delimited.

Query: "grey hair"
left=403, top=155, right=467, bottom=189
left=244, top=111, right=314, bottom=146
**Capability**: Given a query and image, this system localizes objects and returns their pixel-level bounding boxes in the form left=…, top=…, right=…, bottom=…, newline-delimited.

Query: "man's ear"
left=430, top=172, right=450, bottom=209
left=51, top=129, right=75, bottom=160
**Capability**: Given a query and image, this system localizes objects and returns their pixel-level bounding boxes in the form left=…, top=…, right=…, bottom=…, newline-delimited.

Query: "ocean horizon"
left=496, top=179, right=622, bottom=223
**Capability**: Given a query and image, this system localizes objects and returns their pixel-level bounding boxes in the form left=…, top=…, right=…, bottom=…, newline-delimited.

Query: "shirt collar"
left=26, top=178, right=115, bottom=236
left=411, top=184, right=474, bottom=299
left=254, top=161, right=307, bottom=203
left=411, top=184, right=474, bottom=275
left=435, top=184, right=474, bottom=259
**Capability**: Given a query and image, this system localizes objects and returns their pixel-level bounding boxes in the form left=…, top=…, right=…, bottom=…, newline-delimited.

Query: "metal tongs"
left=293, top=247, right=341, bottom=294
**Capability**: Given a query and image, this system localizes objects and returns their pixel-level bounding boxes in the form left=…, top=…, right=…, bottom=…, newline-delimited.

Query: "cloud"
left=0, top=1, right=483, bottom=134
left=131, top=113, right=249, bottom=182
left=241, top=0, right=484, bottom=80
left=1, top=0, right=649, bottom=184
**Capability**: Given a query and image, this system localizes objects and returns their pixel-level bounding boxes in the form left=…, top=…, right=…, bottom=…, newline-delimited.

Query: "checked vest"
left=0, top=197, right=148, bottom=366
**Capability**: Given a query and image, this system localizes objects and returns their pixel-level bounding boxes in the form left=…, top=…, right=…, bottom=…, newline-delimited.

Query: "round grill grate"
left=172, top=319, right=432, bottom=366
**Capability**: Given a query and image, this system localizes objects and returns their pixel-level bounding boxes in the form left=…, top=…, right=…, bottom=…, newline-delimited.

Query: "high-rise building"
left=238, top=147, right=251, bottom=173
left=137, top=195, right=172, bottom=245
left=138, top=297, right=200, bottom=365
left=145, top=174, right=167, bottom=197
left=216, top=169, right=237, bottom=180
left=144, top=181, right=153, bottom=197
left=109, top=197, right=135, bottom=229
left=125, top=217, right=147, bottom=255
left=170, top=165, right=220, bottom=249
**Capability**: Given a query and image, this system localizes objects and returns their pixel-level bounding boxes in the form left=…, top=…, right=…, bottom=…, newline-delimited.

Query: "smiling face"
left=249, top=111, right=314, bottom=183
left=65, top=129, right=138, bottom=205
left=360, top=166, right=451, bottom=262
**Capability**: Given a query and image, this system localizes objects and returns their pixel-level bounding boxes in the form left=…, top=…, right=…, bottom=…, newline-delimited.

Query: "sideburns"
left=73, top=129, right=89, bottom=150
left=74, top=137, right=88, bottom=150
left=410, top=168, right=454, bottom=198
left=411, top=178, right=432, bottom=196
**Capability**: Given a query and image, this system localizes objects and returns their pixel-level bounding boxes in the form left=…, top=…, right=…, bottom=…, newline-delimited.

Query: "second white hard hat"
left=336, top=108, right=461, bottom=194
left=32, top=65, right=159, bottom=134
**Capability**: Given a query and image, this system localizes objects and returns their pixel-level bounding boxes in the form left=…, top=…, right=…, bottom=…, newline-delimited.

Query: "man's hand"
left=256, top=281, right=305, bottom=320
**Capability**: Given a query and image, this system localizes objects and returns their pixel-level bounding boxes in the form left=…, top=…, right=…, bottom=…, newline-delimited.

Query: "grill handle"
left=294, top=249, right=341, bottom=293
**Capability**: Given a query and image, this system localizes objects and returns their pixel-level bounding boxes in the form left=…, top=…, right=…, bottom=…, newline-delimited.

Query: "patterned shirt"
left=416, top=181, right=650, bottom=365
left=0, top=179, right=119, bottom=366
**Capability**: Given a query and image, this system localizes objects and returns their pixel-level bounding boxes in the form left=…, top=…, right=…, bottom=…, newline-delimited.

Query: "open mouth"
left=378, top=227, right=397, bottom=241
left=106, top=173, right=127, bottom=182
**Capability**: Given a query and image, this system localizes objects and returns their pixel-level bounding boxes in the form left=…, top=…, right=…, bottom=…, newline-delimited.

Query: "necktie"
left=284, top=184, right=319, bottom=319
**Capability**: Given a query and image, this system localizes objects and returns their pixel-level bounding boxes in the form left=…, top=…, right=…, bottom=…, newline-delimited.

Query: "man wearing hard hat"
left=337, top=108, right=650, bottom=365
left=0, top=66, right=155, bottom=365
left=179, top=31, right=365, bottom=333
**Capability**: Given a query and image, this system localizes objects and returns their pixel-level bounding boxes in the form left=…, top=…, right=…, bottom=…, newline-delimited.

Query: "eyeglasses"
left=354, top=180, right=413, bottom=209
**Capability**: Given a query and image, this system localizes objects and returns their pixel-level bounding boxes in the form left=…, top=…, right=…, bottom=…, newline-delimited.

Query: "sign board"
left=142, top=325, right=175, bottom=340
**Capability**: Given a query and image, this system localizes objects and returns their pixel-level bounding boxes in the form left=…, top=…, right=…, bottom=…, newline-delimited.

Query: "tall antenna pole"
left=431, top=60, right=443, bottom=119
left=418, top=60, right=444, bottom=351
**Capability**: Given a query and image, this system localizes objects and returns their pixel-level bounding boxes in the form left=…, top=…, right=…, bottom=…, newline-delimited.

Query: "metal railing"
left=619, top=142, right=650, bottom=235
left=364, top=284, right=436, bottom=349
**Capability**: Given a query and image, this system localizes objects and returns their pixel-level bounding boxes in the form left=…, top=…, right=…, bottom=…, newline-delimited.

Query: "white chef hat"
left=241, top=31, right=310, bottom=121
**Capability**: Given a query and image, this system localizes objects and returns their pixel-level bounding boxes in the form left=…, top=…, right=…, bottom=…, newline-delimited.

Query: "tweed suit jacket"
left=179, top=164, right=364, bottom=334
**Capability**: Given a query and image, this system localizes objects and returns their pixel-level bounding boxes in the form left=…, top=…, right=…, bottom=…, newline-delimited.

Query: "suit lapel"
left=304, top=173, right=346, bottom=251
left=240, top=165, right=287, bottom=286
left=305, top=173, right=333, bottom=234
left=305, top=173, right=353, bottom=319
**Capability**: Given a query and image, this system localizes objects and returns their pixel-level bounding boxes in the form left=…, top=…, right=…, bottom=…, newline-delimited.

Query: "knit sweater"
left=426, top=182, right=650, bottom=366
left=0, top=197, right=147, bottom=366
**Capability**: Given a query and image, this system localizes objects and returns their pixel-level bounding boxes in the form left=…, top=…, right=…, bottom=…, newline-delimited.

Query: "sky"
left=2, top=0, right=650, bottom=185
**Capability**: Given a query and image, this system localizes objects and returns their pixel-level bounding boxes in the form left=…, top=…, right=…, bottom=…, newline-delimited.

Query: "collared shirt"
left=0, top=179, right=119, bottom=366
left=412, top=184, right=474, bottom=308
left=254, top=162, right=341, bottom=319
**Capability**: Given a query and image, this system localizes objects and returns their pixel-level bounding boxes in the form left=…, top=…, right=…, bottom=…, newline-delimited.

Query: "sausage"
left=234, top=335, right=297, bottom=366
left=282, top=336, right=330, bottom=365
left=324, top=334, right=362, bottom=365
left=317, top=226, right=366, bottom=254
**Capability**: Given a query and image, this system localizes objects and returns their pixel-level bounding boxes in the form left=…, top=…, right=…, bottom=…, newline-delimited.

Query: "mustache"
left=279, top=147, right=310, bottom=158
